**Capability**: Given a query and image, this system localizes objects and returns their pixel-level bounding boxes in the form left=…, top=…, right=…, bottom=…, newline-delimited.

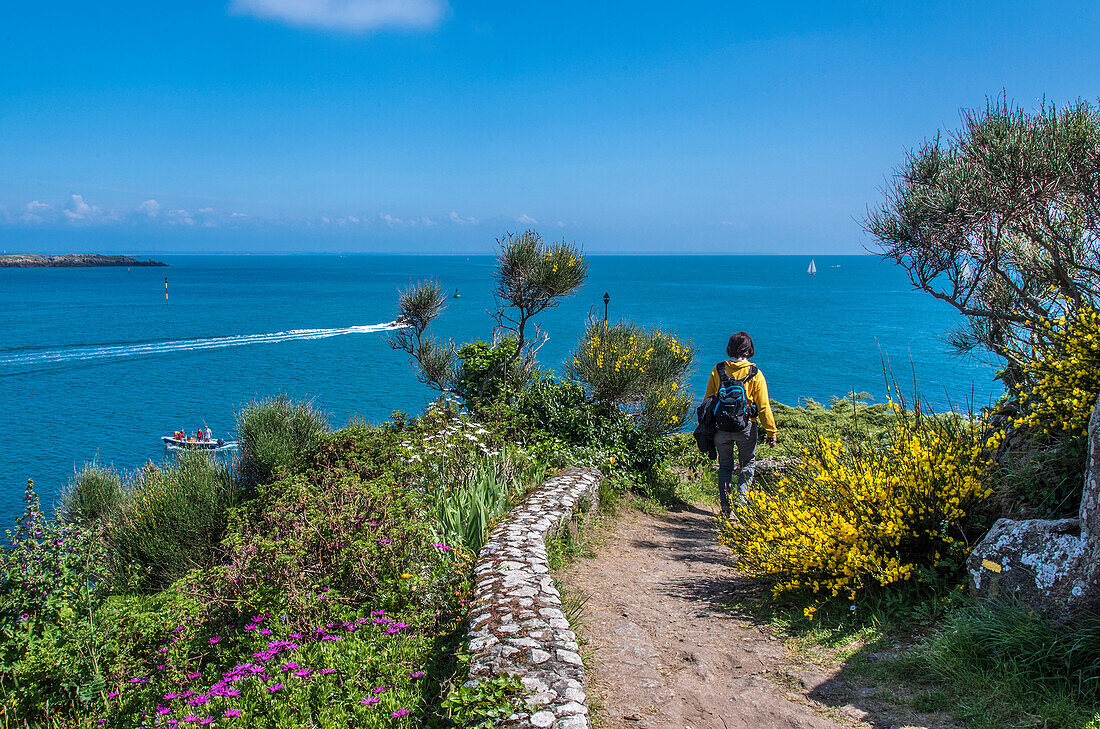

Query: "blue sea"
left=0, top=254, right=1000, bottom=525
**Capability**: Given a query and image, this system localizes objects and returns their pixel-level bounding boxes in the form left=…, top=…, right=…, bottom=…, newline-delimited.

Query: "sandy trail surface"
left=560, top=503, right=847, bottom=729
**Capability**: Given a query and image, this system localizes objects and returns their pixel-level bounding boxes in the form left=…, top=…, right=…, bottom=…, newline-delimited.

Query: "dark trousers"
left=715, top=423, right=759, bottom=516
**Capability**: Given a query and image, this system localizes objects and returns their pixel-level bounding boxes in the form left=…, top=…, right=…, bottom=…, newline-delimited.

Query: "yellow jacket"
left=704, top=360, right=778, bottom=437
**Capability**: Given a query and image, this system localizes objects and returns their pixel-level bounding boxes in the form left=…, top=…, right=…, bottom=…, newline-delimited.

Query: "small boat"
left=453, top=288, right=462, bottom=299
left=808, top=259, right=817, bottom=275
left=161, top=436, right=236, bottom=451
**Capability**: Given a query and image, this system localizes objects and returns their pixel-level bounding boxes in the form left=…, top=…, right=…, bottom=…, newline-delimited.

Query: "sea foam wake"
left=0, top=323, right=399, bottom=372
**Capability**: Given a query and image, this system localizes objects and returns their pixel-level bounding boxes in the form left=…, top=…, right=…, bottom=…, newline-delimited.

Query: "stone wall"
left=466, top=467, right=602, bottom=729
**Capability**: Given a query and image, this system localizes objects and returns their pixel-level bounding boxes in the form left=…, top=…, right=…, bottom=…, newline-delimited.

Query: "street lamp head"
left=603, top=292, right=610, bottom=304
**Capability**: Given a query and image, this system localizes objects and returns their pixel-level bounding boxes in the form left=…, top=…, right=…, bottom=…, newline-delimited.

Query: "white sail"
left=808, top=259, right=817, bottom=275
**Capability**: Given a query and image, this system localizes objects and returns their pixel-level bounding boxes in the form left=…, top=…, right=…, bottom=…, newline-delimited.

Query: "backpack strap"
left=717, top=362, right=758, bottom=386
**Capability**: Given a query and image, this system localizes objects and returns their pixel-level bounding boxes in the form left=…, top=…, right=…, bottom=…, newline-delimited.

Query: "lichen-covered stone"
left=968, top=394, right=1100, bottom=621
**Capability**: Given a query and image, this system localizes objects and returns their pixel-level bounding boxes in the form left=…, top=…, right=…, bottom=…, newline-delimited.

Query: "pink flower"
left=377, top=538, right=391, bottom=544
left=289, top=632, right=302, bottom=639
left=107, top=690, right=120, bottom=699
left=187, top=671, right=202, bottom=679
left=157, top=707, right=172, bottom=716
left=224, top=709, right=241, bottom=718
left=393, top=708, right=410, bottom=717
left=360, top=697, right=380, bottom=705
left=281, top=662, right=299, bottom=671
left=243, top=624, right=257, bottom=631
left=209, top=637, right=221, bottom=645
left=128, top=677, right=149, bottom=684
left=259, top=628, right=272, bottom=636
left=318, top=668, right=336, bottom=675
left=183, top=715, right=199, bottom=723
left=409, top=671, right=426, bottom=678
left=250, top=614, right=266, bottom=623
left=372, top=685, right=386, bottom=694
left=293, top=669, right=312, bottom=678
left=198, top=718, right=215, bottom=726
left=267, top=683, right=284, bottom=692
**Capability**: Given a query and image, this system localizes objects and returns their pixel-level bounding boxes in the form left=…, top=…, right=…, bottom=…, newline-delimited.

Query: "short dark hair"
left=727, top=331, right=754, bottom=359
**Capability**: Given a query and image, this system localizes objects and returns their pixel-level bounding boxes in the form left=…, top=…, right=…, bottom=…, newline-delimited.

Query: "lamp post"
left=602, top=292, right=610, bottom=322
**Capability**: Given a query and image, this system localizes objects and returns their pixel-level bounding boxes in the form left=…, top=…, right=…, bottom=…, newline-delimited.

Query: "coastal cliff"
left=0, top=253, right=167, bottom=267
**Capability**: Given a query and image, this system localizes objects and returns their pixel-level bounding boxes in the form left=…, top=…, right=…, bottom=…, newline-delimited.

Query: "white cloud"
left=21, top=201, right=51, bottom=224
left=165, top=209, right=195, bottom=226
left=449, top=210, right=478, bottom=225
left=229, top=0, right=447, bottom=32
left=515, top=213, right=538, bottom=225
left=63, top=194, right=118, bottom=224
left=379, top=213, right=404, bottom=227
left=138, top=199, right=162, bottom=218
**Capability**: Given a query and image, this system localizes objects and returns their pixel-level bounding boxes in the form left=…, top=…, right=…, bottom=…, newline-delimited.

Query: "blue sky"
left=1, top=1, right=1098, bottom=253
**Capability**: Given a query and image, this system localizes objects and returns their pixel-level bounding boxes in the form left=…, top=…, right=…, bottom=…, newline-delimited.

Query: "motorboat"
left=161, top=435, right=236, bottom=451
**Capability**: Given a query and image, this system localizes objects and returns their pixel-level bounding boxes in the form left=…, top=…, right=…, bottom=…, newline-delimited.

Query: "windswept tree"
left=864, top=98, right=1100, bottom=385
left=388, top=231, right=588, bottom=403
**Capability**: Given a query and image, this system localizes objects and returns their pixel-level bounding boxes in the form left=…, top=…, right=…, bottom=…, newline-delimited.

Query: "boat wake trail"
left=0, top=323, right=400, bottom=372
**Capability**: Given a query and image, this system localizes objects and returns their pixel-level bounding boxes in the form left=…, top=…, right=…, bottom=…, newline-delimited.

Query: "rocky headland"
left=0, top=253, right=167, bottom=267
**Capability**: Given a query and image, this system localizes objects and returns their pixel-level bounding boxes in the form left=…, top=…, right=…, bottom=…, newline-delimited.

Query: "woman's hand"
left=766, top=435, right=778, bottom=447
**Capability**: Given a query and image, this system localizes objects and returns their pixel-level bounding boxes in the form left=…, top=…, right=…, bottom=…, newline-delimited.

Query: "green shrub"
left=454, top=337, right=526, bottom=406
left=107, top=451, right=234, bottom=591
left=63, top=461, right=124, bottom=524
left=236, top=394, right=328, bottom=488
left=0, top=480, right=108, bottom=720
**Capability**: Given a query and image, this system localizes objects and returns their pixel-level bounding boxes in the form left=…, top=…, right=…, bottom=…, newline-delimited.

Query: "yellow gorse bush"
left=568, top=320, right=694, bottom=435
left=719, top=402, right=989, bottom=617
left=1009, top=305, right=1100, bottom=439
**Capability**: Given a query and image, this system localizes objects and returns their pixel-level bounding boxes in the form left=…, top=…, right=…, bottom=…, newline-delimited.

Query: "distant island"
left=0, top=254, right=167, bottom=268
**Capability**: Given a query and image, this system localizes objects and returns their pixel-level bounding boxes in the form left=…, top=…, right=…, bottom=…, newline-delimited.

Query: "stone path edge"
left=466, top=466, right=602, bottom=729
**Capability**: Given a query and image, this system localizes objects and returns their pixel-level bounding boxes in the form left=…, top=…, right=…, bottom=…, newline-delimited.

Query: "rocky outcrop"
left=466, top=467, right=601, bottom=729
left=968, top=395, right=1100, bottom=621
left=0, top=254, right=167, bottom=267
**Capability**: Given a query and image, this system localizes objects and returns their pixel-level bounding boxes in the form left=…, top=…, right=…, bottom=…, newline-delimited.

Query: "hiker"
left=704, top=331, right=778, bottom=517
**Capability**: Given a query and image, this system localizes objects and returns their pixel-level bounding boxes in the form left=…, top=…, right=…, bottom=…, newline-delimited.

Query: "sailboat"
left=807, top=259, right=817, bottom=276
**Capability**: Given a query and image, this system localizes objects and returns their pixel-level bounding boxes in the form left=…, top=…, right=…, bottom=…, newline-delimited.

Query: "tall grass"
left=62, top=462, right=123, bottom=523
left=236, top=394, right=328, bottom=488
left=107, top=451, right=234, bottom=591
left=918, top=600, right=1100, bottom=727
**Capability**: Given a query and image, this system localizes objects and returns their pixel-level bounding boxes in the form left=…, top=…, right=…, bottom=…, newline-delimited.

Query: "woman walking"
left=704, top=331, right=778, bottom=517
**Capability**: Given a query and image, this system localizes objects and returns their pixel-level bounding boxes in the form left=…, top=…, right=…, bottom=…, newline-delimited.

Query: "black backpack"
left=713, top=361, right=758, bottom=433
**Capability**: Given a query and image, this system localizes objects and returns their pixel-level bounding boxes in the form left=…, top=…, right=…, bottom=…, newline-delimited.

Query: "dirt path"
left=559, top=503, right=852, bottom=729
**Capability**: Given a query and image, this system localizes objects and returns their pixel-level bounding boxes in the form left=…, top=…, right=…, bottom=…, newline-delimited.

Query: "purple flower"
left=318, top=668, right=336, bottom=675
left=163, top=692, right=180, bottom=700
left=107, top=690, right=120, bottom=699
left=97, top=720, right=105, bottom=726
left=293, top=669, right=312, bottom=678
left=321, top=635, right=344, bottom=642
left=198, top=718, right=215, bottom=726
left=259, top=628, right=272, bottom=636
left=360, top=697, right=380, bottom=705
left=243, top=624, right=257, bottom=631
left=289, top=632, right=302, bottom=639
left=129, top=677, right=149, bottom=684
left=372, top=685, right=386, bottom=694
left=250, top=613, right=266, bottom=623
left=157, top=664, right=167, bottom=670
left=224, top=709, right=241, bottom=718
left=409, top=671, right=426, bottom=678
left=209, top=637, right=221, bottom=645
left=267, top=683, right=284, bottom=693
left=183, top=715, right=200, bottom=724
left=158, top=646, right=170, bottom=653
left=393, top=708, right=410, bottom=717
left=188, top=695, right=210, bottom=706
left=281, top=662, right=299, bottom=671
left=187, top=671, right=202, bottom=680
left=157, top=707, right=172, bottom=716
left=366, top=520, right=378, bottom=526
left=378, top=538, right=391, bottom=544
